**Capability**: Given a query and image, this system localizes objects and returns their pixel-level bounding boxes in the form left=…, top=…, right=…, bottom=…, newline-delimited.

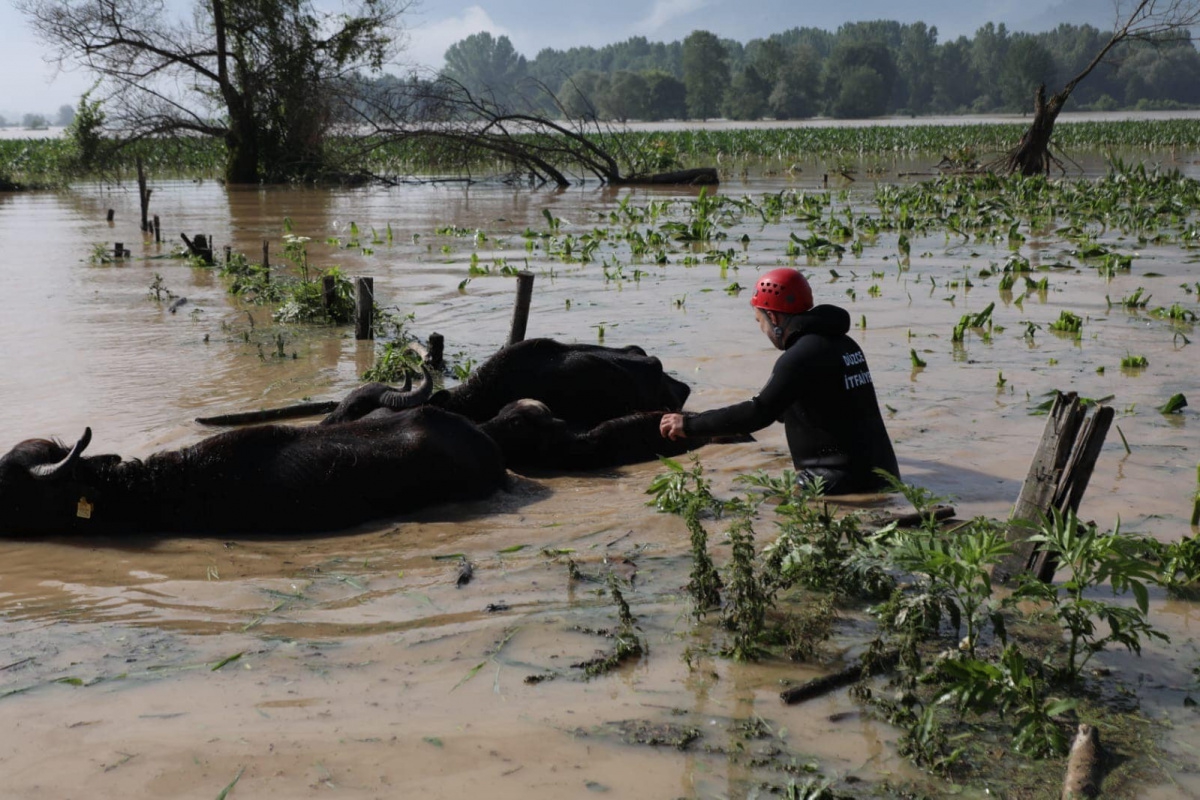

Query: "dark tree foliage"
left=438, top=12, right=1200, bottom=123
left=443, top=32, right=528, bottom=111
left=18, top=0, right=408, bottom=183
left=823, top=40, right=897, bottom=118
left=682, top=30, right=730, bottom=120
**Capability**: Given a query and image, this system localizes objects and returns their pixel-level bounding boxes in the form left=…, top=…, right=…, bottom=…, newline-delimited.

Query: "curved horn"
left=195, top=401, right=339, bottom=426
left=379, top=365, right=434, bottom=410
left=30, top=427, right=93, bottom=479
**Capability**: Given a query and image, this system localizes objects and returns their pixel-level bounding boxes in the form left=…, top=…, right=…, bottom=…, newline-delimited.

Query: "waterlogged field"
left=1, top=152, right=1199, bottom=798
left=7, top=115, right=1200, bottom=187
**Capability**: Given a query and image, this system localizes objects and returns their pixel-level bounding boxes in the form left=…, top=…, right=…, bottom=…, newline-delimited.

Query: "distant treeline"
left=384, top=21, right=1200, bottom=121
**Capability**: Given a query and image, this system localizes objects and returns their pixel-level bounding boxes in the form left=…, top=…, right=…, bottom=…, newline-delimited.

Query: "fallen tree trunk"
left=612, top=167, right=719, bottom=186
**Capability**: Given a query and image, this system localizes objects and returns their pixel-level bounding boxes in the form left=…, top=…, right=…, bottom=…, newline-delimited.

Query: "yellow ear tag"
left=76, top=497, right=94, bottom=520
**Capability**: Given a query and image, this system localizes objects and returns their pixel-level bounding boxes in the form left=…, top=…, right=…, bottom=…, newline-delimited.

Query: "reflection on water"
left=1, top=161, right=1198, bottom=797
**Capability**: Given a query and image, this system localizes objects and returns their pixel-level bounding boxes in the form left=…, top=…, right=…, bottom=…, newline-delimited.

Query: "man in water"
left=659, top=268, right=899, bottom=495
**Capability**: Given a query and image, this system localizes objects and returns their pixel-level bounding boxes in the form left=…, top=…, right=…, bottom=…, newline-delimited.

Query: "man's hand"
left=659, top=413, right=686, bottom=441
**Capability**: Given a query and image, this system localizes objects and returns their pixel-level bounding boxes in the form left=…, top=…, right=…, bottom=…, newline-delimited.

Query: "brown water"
left=1, top=162, right=1199, bottom=798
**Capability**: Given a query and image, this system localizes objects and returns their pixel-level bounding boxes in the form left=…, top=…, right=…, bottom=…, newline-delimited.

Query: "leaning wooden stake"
left=507, top=271, right=535, bottom=346
left=1062, top=723, right=1102, bottom=799
left=994, top=392, right=1114, bottom=584
left=355, top=277, right=374, bottom=340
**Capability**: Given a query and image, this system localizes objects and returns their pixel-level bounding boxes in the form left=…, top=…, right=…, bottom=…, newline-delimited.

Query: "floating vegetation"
left=1120, top=353, right=1149, bottom=368
left=1050, top=310, right=1084, bottom=335
left=1159, top=393, right=1188, bottom=414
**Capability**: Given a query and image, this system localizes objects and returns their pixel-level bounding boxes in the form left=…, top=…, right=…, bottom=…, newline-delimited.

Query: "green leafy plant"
left=938, top=645, right=1076, bottom=758
left=721, top=514, right=769, bottom=661
left=1016, top=509, right=1167, bottom=682
left=1120, top=353, right=1149, bottom=368
left=646, top=456, right=724, bottom=516
left=684, top=501, right=722, bottom=617
left=868, top=520, right=1012, bottom=658
left=1049, top=310, right=1084, bottom=335
left=361, top=341, right=422, bottom=383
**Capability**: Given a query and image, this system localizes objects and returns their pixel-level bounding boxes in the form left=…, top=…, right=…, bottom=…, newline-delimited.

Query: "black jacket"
left=683, top=305, right=899, bottom=493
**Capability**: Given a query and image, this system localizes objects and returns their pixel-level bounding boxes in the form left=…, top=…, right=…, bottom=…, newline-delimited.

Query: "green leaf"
left=1044, top=698, right=1079, bottom=717
left=1131, top=580, right=1149, bottom=615
left=211, top=652, right=244, bottom=672
left=1159, top=393, right=1187, bottom=414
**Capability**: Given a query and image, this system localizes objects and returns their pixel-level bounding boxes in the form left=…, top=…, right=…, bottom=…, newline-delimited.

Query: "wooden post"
left=507, top=271, right=535, bottom=346
left=1062, top=723, right=1102, bottom=799
left=114, top=242, right=123, bottom=259
left=994, top=392, right=1114, bottom=584
left=106, top=209, right=114, bottom=223
left=181, top=233, right=213, bottom=265
left=224, top=245, right=232, bottom=264
left=321, top=275, right=337, bottom=312
left=153, top=215, right=160, bottom=244
left=136, top=156, right=151, bottom=233
left=355, top=277, right=374, bottom=340
left=427, top=332, right=445, bottom=370
left=262, top=240, right=270, bottom=270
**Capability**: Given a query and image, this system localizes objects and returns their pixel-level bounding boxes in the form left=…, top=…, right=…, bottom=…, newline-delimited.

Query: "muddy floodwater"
left=1, top=154, right=1199, bottom=798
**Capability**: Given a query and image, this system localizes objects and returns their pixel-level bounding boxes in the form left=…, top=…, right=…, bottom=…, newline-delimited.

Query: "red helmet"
left=751, top=269, right=813, bottom=314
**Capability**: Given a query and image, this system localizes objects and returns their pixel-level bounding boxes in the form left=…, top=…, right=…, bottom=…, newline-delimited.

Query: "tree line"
left=16, top=0, right=1200, bottom=184
left=434, top=21, right=1200, bottom=121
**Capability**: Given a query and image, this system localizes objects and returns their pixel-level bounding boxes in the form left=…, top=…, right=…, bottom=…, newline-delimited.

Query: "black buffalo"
left=0, top=407, right=506, bottom=536
left=197, top=339, right=692, bottom=428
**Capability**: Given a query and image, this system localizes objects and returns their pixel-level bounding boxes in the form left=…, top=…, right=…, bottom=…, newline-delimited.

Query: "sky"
left=0, top=0, right=1116, bottom=121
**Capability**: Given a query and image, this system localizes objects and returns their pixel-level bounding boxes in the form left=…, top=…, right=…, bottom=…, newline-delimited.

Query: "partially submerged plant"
left=646, top=456, right=726, bottom=516
left=721, top=514, right=770, bottom=662
left=362, top=341, right=422, bottom=383
left=684, top=501, right=722, bottom=618
left=1015, top=509, right=1167, bottom=683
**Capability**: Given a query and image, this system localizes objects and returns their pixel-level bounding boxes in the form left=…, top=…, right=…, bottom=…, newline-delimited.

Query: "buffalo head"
left=0, top=428, right=113, bottom=535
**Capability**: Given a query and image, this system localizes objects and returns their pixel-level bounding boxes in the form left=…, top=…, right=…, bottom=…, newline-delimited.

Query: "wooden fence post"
left=507, top=271, right=535, bottom=346
left=106, top=209, right=114, bottom=223
left=994, top=392, right=1114, bottom=584
left=355, top=277, right=374, bottom=340
left=321, top=275, right=337, bottom=312
left=427, top=332, right=445, bottom=370
left=136, top=157, right=151, bottom=233
left=153, top=215, right=160, bottom=244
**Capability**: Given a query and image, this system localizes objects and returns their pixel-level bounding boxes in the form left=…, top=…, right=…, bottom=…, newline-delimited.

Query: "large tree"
left=681, top=30, right=730, bottom=120
left=18, top=0, right=408, bottom=183
left=1002, top=0, right=1200, bottom=175
left=443, top=32, right=529, bottom=111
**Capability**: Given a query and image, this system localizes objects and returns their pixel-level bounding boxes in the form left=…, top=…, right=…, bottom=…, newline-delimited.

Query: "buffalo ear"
left=30, top=428, right=93, bottom=479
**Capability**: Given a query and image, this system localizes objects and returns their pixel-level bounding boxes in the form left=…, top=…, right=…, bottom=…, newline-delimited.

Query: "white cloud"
left=633, top=0, right=710, bottom=33
left=402, top=6, right=511, bottom=71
